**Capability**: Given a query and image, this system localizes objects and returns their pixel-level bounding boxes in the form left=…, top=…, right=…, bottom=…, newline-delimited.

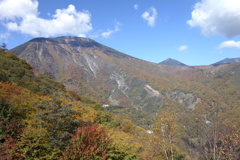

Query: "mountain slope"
left=0, top=48, right=66, bottom=97
left=0, top=48, right=145, bottom=159
left=11, top=37, right=135, bottom=104
left=159, top=58, right=187, bottom=66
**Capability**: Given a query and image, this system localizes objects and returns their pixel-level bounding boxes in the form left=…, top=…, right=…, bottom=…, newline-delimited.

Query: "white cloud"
left=134, top=4, right=139, bottom=10
left=141, top=7, right=157, bottom=27
left=101, top=22, right=121, bottom=39
left=218, top=40, right=240, bottom=49
left=187, top=0, right=240, bottom=38
left=0, top=0, right=38, bottom=20
left=178, top=45, right=188, bottom=51
left=0, top=0, right=92, bottom=37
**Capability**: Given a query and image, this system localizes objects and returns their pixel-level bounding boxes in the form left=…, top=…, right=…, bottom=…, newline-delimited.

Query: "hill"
left=159, top=58, right=187, bottom=66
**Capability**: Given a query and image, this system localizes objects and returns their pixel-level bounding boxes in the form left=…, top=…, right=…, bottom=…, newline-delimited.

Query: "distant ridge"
left=212, top=57, right=240, bottom=66
left=159, top=58, right=187, bottom=66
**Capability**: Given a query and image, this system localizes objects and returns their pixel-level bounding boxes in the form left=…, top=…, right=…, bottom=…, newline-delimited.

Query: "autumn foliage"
left=62, top=125, right=110, bottom=160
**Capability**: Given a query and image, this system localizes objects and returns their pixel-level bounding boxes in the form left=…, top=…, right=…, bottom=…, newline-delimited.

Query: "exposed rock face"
left=166, top=90, right=201, bottom=109
left=145, top=85, right=161, bottom=97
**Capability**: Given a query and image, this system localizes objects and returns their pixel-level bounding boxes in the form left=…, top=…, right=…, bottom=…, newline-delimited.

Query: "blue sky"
left=0, top=0, right=240, bottom=65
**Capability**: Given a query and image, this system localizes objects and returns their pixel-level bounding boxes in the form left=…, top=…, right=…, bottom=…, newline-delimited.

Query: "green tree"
left=1, top=43, right=7, bottom=50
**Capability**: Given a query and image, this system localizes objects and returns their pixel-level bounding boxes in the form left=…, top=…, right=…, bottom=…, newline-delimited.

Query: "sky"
left=0, top=0, right=240, bottom=66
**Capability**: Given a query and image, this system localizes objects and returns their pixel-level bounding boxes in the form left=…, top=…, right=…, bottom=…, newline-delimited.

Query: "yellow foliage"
left=72, top=104, right=98, bottom=123
left=110, top=129, right=141, bottom=151
left=0, top=82, right=23, bottom=101
left=17, top=123, right=61, bottom=159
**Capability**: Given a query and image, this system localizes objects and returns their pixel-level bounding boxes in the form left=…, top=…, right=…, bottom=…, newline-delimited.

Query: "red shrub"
left=61, top=125, right=111, bottom=160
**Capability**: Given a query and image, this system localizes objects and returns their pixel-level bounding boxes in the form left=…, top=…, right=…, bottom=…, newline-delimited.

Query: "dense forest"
left=0, top=48, right=240, bottom=159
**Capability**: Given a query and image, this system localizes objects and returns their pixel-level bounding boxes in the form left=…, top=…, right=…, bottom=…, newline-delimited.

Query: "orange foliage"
left=0, top=82, right=23, bottom=101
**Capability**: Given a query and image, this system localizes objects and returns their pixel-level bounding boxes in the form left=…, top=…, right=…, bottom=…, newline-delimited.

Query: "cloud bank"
left=187, top=0, right=240, bottom=38
left=141, top=7, right=157, bottom=27
left=0, top=0, right=92, bottom=37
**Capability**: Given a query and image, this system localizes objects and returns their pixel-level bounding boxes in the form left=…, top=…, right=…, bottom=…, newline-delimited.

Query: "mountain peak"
left=159, top=58, right=187, bottom=66
left=212, top=57, right=240, bottom=66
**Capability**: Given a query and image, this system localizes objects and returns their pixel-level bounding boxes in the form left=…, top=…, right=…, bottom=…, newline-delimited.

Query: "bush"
left=61, top=125, right=110, bottom=160
left=0, top=70, right=8, bottom=82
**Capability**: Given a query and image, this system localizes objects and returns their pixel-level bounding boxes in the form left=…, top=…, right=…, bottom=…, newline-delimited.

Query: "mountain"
left=159, top=58, right=187, bottom=66
left=10, top=37, right=201, bottom=109
left=212, top=57, right=240, bottom=65
left=10, top=37, right=204, bottom=124
left=11, top=36, right=139, bottom=105
left=10, top=37, right=240, bottom=127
